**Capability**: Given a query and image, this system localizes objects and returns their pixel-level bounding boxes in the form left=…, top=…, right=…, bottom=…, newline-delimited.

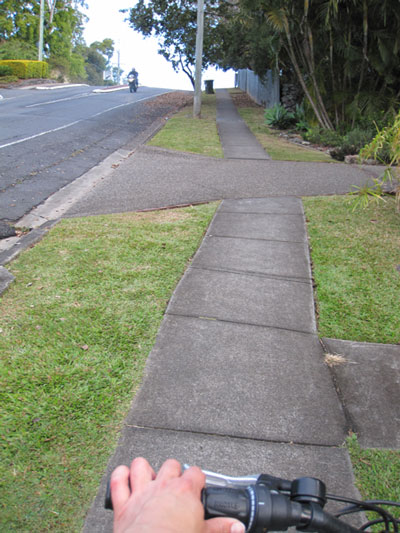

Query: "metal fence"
left=235, top=69, right=280, bottom=108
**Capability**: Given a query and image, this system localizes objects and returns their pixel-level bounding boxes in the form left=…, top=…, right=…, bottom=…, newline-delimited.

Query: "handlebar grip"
left=104, top=476, right=132, bottom=511
left=202, top=487, right=249, bottom=525
left=203, top=486, right=305, bottom=532
left=105, top=479, right=113, bottom=510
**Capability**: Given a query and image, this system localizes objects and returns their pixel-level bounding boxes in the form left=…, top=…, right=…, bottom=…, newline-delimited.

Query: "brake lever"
left=183, top=465, right=291, bottom=493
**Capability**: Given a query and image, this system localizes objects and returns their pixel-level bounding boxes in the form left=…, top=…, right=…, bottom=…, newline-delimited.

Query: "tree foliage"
left=83, top=39, right=115, bottom=85
left=0, top=1, right=116, bottom=85
left=218, top=0, right=400, bottom=129
left=127, top=0, right=400, bottom=128
left=127, top=0, right=229, bottom=88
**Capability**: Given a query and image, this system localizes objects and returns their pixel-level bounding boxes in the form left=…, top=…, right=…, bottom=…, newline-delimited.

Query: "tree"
left=218, top=0, right=400, bottom=130
left=0, top=39, right=37, bottom=60
left=0, top=0, right=89, bottom=80
left=126, top=0, right=228, bottom=88
left=84, top=39, right=115, bottom=85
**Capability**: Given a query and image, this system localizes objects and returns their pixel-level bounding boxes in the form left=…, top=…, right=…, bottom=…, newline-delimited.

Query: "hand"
left=110, top=457, right=246, bottom=533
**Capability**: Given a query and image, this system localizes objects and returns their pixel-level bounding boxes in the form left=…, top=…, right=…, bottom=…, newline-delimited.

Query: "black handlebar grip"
left=105, top=476, right=132, bottom=510
left=202, top=487, right=249, bottom=526
left=203, top=486, right=305, bottom=532
left=105, top=479, right=113, bottom=510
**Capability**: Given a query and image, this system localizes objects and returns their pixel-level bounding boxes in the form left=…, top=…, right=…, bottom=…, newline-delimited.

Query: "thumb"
left=205, top=517, right=246, bottom=533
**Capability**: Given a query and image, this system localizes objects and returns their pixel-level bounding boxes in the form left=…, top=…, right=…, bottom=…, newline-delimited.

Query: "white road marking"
left=25, top=92, right=94, bottom=108
left=0, top=120, right=82, bottom=149
left=0, top=92, right=169, bottom=150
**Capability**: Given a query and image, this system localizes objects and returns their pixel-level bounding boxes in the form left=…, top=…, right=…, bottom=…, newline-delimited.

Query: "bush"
left=302, top=127, right=343, bottom=147
left=328, top=128, right=378, bottom=161
left=0, top=60, right=48, bottom=79
left=0, top=65, right=13, bottom=76
left=293, top=105, right=310, bottom=131
left=265, top=103, right=296, bottom=129
left=0, top=75, right=18, bottom=84
left=0, top=40, right=37, bottom=60
left=349, top=111, right=400, bottom=211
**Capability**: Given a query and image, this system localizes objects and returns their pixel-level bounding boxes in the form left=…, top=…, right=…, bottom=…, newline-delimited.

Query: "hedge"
left=0, top=60, right=48, bottom=79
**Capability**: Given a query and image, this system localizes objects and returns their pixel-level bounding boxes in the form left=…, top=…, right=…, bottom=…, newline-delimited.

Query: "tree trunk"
left=285, top=31, right=333, bottom=129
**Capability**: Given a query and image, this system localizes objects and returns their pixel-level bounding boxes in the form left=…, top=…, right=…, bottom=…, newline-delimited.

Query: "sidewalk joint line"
left=124, top=424, right=343, bottom=449
left=319, top=338, right=356, bottom=436
left=190, top=265, right=312, bottom=284
left=166, top=311, right=317, bottom=337
left=205, top=234, right=306, bottom=245
left=219, top=211, right=305, bottom=217
left=188, top=265, right=312, bottom=285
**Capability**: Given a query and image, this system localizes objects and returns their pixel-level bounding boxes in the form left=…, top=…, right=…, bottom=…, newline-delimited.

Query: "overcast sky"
left=82, top=0, right=235, bottom=90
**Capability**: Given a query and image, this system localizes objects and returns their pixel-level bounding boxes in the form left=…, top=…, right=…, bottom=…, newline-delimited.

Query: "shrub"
left=0, top=60, right=48, bottom=79
left=0, top=65, right=13, bottom=76
left=293, top=105, right=309, bottom=131
left=302, top=127, right=343, bottom=147
left=0, top=40, right=37, bottom=60
left=0, top=75, right=18, bottom=84
left=265, top=103, right=295, bottom=129
left=355, top=111, right=400, bottom=210
left=329, top=128, right=379, bottom=161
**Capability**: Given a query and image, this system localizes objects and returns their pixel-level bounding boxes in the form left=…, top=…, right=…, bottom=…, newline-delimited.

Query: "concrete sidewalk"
left=83, top=197, right=358, bottom=532
left=216, top=89, right=270, bottom=159
left=82, top=90, right=399, bottom=532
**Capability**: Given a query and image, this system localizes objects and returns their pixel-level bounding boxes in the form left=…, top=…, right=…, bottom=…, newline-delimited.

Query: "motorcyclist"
left=128, top=68, right=138, bottom=84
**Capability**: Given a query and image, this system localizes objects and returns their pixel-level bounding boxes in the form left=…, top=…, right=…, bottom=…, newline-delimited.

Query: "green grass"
left=303, top=195, right=400, bottom=344
left=0, top=204, right=218, bottom=532
left=148, top=93, right=223, bottom=157
left=148, top=89, right=333, bottom=162
left=347, top=436, right=400, bottom=529
left=237, top=107, right=334, bottom=162
left=304, top=196, right=400, bottom=523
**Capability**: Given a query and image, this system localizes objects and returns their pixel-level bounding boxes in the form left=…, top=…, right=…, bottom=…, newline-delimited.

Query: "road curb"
left=92, top=86, right=129, bottom=93
left=0, top=220, right=57, bottom=261
left=35, top=84, right=90, bottom=90
left=0, top=105, right=172, bottom=280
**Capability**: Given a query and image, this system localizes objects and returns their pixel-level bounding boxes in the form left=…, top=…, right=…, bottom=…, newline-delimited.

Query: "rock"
left=0, top=221, right=16, bottom=239
left=382, top=180, right=400, bottom=194
left=344, top=155, right=360, bottom=164
left=0, top=267, right=15, bottom=295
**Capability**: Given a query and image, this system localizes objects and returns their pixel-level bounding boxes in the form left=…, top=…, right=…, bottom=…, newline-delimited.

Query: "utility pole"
left=193, top=0, right=204, bottom=118
left=117, top=50, right=121, bottom=84
left=38, top=0, right=45, bottom=61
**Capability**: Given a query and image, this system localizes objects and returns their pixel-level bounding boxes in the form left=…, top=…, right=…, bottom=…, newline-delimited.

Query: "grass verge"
left=148, top=93, right=223, bottom=158
left=304, top=196, right=400, bottom=524
left=0, top=203, right=217, bottom=532
left=237, top=107, right=334, bottom=162
left=347, top=435, right=400, bottom=529
left=303, top=195, right=400, bottom=343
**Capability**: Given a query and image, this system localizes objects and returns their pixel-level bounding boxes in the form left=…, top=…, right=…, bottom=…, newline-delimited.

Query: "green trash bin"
left=205, top=80, right=214, bottom=94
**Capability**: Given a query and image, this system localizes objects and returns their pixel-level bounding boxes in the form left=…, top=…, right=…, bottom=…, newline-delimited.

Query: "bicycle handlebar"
left=105, top=466, right=400, bottom=532
left=201, top=479, right=359, bottom=532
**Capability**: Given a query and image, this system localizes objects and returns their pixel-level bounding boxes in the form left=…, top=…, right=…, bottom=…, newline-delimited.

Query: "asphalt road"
left=0, top=84, right=172, bottom=223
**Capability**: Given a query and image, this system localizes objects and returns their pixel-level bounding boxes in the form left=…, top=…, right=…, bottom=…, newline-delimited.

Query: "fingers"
left=181, top=465, right=206, bottom=497
left=110, top=465, right=131, bottom=514
left=156, top=458, right=183, bottom=483
left=129, top=457, right=156, bottom=493
left=205, top=518, right=246, bottom=533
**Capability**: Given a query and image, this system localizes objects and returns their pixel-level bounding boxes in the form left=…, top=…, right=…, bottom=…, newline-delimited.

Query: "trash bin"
left=205, top=80, right=214, bottom=94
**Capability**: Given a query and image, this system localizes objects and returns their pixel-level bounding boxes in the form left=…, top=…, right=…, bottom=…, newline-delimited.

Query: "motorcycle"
left=127, top=73, right=138, bottom=93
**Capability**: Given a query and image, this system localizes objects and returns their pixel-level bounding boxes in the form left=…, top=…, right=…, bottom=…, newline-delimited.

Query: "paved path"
left=82, top=91, right=399, bottom=532
left=216, top=89, right=270, bottom=159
